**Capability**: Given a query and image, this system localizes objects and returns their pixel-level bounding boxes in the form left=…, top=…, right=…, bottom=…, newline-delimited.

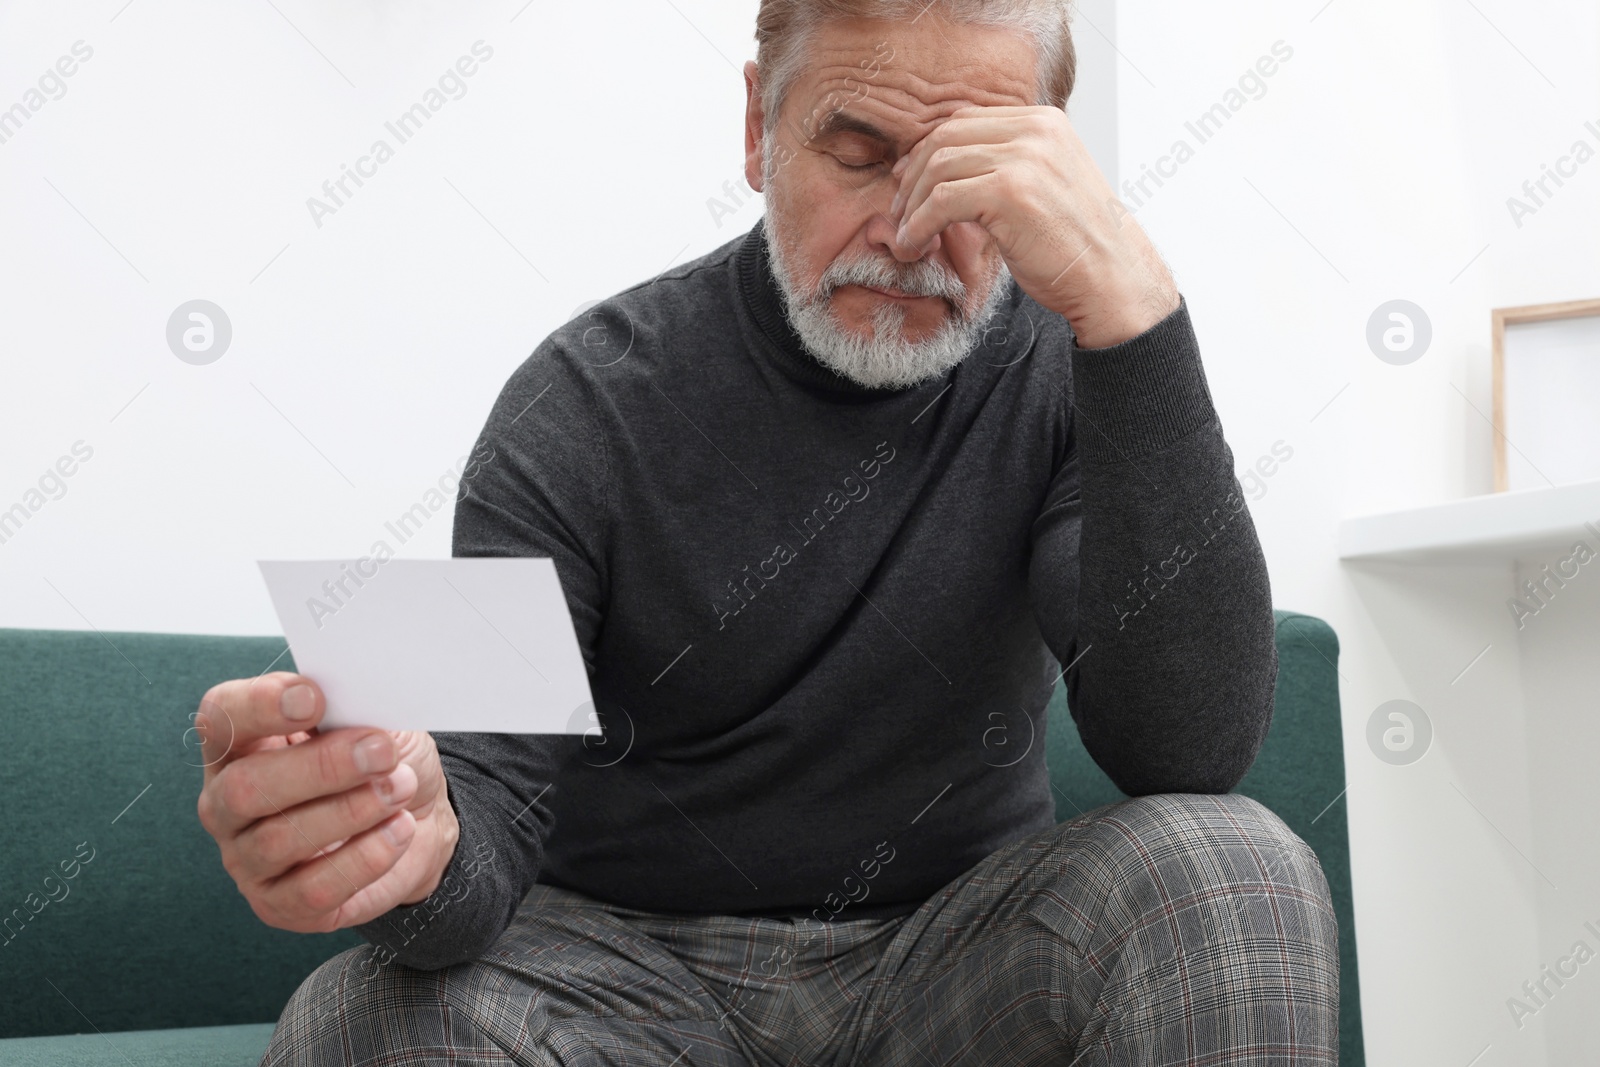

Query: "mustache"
left=815, top=254, right=968, bottom=309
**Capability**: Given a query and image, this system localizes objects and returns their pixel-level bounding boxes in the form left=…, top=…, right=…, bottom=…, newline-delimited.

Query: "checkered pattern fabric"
left=261, top=792, right=1338, bottom=1066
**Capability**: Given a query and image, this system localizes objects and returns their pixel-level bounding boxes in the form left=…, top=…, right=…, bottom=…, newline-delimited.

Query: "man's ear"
left=742, top=59, right=766, bottom=193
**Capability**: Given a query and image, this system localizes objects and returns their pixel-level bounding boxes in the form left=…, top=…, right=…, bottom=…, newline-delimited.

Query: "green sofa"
left=0, top=611, right=1361, bottom=1064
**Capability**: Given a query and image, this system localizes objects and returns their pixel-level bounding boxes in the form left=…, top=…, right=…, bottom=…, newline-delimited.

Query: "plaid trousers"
left=260, top=792, right=1339, bottom=1066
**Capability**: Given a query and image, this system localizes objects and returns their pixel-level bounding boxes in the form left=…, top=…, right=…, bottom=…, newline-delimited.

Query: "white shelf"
left=1339, top=480, right=1600, bottom=565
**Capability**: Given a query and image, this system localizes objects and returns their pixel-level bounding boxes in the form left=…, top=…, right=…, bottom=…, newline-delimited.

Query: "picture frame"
left=1491, top=297, right=1600, bottom=492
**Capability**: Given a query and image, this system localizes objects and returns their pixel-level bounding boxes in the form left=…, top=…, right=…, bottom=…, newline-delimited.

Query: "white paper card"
left=257, top=558, right=592, bottom=734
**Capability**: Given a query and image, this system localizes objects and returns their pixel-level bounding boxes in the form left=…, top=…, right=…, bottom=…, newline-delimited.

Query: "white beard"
left=760, top=166, right=1013, bottom=390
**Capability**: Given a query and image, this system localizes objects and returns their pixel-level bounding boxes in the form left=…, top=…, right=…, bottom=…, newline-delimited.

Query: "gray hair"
left=752, top=0, right=1076, bottom=144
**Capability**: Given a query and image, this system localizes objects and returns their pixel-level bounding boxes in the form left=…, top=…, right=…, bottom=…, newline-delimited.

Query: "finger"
left=256, top=809, right=417, bottom=930
left=202, top=727, right=400, bottom=840
left=896, top=171, right=1003, bottom=255
left=230, top=762, right=418, bottom=884
left=891, top=142, right=1006, bottom=235
left=891, top=109, right=1053, bottom=213
left=197, top=672, right=327, bottom=781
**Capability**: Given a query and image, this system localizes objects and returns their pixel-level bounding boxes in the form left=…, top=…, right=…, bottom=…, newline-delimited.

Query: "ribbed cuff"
left=1068, top=295, right=1217, bottom=462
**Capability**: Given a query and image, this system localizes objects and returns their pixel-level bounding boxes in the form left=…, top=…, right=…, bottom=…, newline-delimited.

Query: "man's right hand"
left=194, top=672, right=461, bottom=933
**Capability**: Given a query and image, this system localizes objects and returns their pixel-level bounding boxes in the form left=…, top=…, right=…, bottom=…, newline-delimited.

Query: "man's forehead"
left=788, top=19, right=1037, bottom=137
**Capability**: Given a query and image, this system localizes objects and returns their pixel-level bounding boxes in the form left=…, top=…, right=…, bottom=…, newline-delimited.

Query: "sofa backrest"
left=0, top=629, right=361, bottom=1039
left=1043, top=610, right=1363, bottom=1065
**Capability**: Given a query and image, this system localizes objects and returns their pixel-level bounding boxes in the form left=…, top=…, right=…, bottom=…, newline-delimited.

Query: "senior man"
left=198, top=1, right=1339, bottom=1063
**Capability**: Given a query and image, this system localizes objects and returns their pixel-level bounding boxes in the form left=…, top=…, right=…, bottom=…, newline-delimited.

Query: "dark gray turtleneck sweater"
left=354, top=219, right=1277, bottom=970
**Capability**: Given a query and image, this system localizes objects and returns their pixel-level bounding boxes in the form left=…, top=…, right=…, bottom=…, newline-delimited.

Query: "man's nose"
left=866, top=182, right=940, bottom=263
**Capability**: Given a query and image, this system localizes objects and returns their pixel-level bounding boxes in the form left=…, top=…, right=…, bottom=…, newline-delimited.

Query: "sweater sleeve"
left=351, top=338, right=609, bottom=970
left=1027, top=296, right=1277, bottom=796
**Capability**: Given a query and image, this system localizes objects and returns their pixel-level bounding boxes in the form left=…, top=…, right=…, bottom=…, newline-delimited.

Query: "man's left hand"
left=888, top=105, right=1179, bottom=348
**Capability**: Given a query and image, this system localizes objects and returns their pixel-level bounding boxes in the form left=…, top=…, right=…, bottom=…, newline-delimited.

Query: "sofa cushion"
left=0, top=1022, right=275, bottom=1067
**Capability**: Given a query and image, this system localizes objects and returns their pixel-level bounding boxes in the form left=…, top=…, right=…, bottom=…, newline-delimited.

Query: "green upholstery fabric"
left=1044, top=610, right=1363, bottom=1065
left=0, top=1023, right=275, bottom=1067
left=1, top=614, right=1359, bottom=1063
left=0, top=629, right=360, bottom=1040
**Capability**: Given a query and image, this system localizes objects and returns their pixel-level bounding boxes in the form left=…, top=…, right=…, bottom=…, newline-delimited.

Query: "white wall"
left=1111, top=1, right=1600, bottom=1064
left=0, top=0, right=762, bottom=634
left=5, top=1, right=1599, bottom=1062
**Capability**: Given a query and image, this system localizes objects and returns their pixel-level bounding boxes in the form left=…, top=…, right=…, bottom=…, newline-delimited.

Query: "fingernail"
left=373, top=770, right=400, bottom=804
left=281, top=684, right=316, bottom=721
left=353, top=733, right=394, bottom=776
left=892, top=154, right=907, bottom=175
left=372, top=764, right=414, bottom=805
left=380, top=812, right=413, bottom=848
left=890, top=193, right=903, bottom=218
left=896, top=224, right=909, bottom=248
